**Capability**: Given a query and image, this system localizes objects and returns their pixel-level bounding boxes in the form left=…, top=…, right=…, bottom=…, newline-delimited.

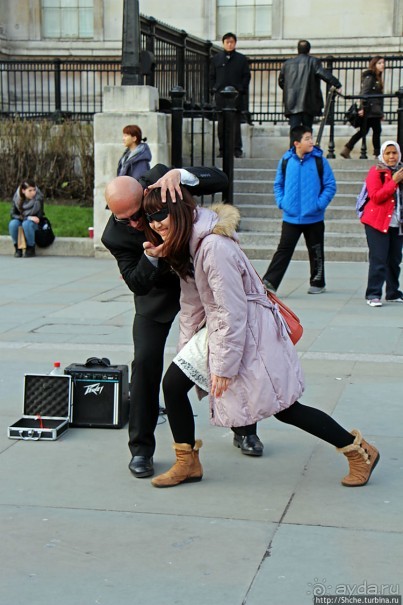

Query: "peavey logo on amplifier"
left=83, top=383, right=104, bottom=396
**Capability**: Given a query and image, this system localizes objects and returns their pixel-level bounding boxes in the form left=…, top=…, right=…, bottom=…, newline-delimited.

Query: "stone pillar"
left=93, top=85, right=170, bottom=254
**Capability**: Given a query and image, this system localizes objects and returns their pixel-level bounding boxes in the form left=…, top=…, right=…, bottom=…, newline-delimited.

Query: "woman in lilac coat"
left=142, top=188, right=379, bottom=489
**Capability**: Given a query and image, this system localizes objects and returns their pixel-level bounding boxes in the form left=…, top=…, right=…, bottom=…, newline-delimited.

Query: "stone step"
left=234, top=201, right=356, bottom=215
left=234, top=192, right=357, bottom=212
left=239, top=230, right=366, bottom=247
left=234, top=167, right=370, bottom=181
left=230, top=154, right=374, bottom=262
left=239, top=217, right=364, bottom=234
left=237, top=241, right=368, bottom=262
left=235, top=158, right=374, bottom=170
left=234, top=179, right=364, bottom=194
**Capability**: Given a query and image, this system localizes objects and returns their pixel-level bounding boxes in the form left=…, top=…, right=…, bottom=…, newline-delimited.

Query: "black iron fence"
left=170, top=84, right=403, bottom=202
left=140, top=16, right=217, bottom=104
left=249, top=55, right=403, bottom=125
left=2, top=37, right=403, bottom=124
left=0, top=14, right=218, bottom=120
left=0, top=58, right=121, bottom=120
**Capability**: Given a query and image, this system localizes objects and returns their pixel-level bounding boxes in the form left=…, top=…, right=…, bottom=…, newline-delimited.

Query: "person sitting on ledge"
left=9, top=179, right=43, bottom=258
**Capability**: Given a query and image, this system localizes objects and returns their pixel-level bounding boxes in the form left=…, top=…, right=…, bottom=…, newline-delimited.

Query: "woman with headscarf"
left=362, top=140, right=403, bottom=306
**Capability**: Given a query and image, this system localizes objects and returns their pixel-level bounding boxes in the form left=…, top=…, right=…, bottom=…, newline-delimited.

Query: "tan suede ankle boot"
left=340, top=146, right=352, bottom=159
left=337, top=429, right=380, bottom=487
left=151, top=440, right=203, bottom=488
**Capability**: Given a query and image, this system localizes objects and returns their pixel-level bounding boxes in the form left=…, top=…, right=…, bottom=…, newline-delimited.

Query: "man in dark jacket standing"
left=280, top=40, right=341, bottom=140
left=210, top=32, right=251, bottom=158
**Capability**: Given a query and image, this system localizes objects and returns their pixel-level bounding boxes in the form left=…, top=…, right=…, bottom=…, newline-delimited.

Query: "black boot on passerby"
left=340, top=146, right=352, bottom=159
left=14, top=245, right=22, bottom=258
left=24, top=245, right=36, bottom=257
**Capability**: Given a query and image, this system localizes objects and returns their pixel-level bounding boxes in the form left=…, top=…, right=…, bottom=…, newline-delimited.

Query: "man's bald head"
left=105, top=176, right=144, bottom=216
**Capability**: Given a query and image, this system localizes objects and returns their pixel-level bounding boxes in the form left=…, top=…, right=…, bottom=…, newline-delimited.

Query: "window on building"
left=217, top=0, right=273, bottom=38
left=42, top=0, right=94, bottom=38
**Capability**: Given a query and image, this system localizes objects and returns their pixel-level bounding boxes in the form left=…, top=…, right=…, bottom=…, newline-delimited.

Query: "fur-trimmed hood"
left=189, top=204, right=240, bottom=257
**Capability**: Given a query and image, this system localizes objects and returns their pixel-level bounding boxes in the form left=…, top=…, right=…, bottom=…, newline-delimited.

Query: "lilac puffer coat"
left=178, top=204, right=305, bottom=427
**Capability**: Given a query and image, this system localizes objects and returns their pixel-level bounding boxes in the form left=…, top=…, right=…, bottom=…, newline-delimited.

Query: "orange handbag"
left=266, top=290, right=303, bottom=345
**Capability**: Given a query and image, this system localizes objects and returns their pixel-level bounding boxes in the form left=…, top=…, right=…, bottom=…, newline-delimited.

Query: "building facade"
left=1, top=0, right=402, bottom=59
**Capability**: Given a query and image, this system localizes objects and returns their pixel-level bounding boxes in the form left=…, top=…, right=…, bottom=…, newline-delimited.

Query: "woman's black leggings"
left=162, top=362, right=354, bottom=449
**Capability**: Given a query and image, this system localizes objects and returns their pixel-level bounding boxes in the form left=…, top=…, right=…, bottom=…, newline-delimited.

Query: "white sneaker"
left=366, top=298, right=382, bottom=307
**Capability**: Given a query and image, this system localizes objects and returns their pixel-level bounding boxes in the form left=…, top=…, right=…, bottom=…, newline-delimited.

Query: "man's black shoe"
left=129, top=456, right=154, bottom=478
left=234, top=151, right=243, bottom=158
left=233, top=434, right=264, bottom=456
left=217, top=151, right=223, bottom=158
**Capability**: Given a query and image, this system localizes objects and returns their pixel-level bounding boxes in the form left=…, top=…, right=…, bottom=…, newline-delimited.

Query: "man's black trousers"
left=129, top=314, right=173, bottom=457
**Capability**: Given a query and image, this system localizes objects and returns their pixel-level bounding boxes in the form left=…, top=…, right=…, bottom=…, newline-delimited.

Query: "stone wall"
left=93, top=85, right=170, bottom=253
left=1, top=0, right=402, bottom=58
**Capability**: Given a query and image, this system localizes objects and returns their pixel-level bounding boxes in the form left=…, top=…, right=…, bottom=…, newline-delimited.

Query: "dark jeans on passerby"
left=263, top=221, right=325, bottom=290
left=9, top=218, right=38, bottom=247
left=346, top=117, right=382, bottom=156
left=288, top=113, right=314, bottom=147
left=364, top=224, right=403, bottom=300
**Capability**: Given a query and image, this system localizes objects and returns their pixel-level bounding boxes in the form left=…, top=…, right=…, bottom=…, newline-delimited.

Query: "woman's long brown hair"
left=368, top=55, right=384, bottom=92
left=17, top=179, right=36, bottom=212
left=143, top=186, right=197, bottom=279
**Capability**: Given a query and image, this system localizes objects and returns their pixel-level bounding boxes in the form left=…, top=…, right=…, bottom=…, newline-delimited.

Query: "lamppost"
left=121, top=0, right=141, bottom=85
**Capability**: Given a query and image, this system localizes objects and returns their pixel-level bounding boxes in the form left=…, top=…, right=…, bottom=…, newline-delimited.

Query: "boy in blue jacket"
left=262, top=125, right=336, bottom=294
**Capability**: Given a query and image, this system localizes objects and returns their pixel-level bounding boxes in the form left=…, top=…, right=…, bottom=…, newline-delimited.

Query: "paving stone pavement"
left=0, top=255, right=402, bottom=605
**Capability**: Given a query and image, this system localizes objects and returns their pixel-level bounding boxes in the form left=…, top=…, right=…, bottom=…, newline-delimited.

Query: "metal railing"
left=140, top=16, right=218, bottom=103
left=248, top=55, right=403, bottom=125
left=2, top=7, right=403, bottom=127
left=0, top=58, right=121, bottom=120
left=0, top=15, right=219, bottom=120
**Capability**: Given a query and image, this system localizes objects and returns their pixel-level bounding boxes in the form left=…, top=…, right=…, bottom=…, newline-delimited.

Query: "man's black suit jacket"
left=101, top=164, right=228, bottom=324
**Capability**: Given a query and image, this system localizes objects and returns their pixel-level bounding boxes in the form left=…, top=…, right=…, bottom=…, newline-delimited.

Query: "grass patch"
left=0, top=201, right=93, bottom=238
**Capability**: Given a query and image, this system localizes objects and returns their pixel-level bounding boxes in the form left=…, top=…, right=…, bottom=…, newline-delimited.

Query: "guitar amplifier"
left=64, top=358, right=129, bottom=429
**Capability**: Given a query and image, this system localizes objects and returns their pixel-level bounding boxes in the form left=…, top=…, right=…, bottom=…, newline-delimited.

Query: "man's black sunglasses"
left=145, top=207, right=169, bottom=224
left=113, top=209, right=143, bottom=225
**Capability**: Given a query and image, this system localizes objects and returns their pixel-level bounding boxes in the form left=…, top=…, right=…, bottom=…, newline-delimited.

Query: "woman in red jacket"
left=362, top=140, right=403, bottom=306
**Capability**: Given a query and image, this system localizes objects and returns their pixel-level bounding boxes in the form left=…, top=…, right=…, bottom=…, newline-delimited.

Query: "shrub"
left=0, top=118, right=94, bottom=204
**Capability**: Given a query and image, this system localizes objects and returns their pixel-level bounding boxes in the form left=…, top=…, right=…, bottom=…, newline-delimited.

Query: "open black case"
left=8, top=374, right=72, bottom=441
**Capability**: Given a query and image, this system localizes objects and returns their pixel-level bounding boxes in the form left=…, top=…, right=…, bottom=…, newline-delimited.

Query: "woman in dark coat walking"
left=341, top=56, right=385, bottom=159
